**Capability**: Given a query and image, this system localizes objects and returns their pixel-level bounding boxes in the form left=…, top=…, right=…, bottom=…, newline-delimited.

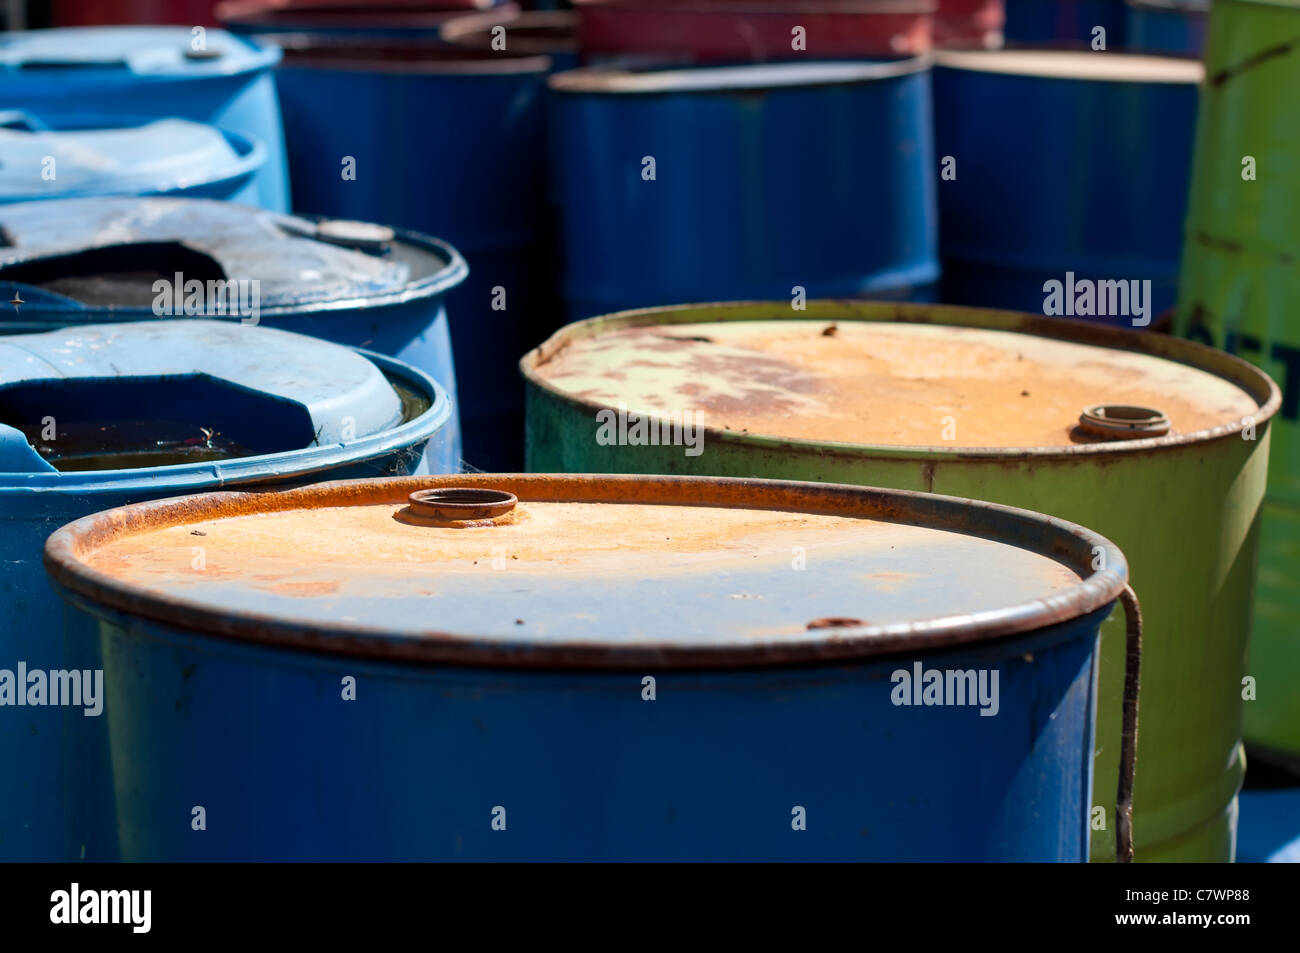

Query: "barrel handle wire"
left=1116, top=584, right=1143, bottom=864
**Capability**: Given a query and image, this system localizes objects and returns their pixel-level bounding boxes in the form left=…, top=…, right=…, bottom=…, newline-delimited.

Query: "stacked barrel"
left=0, top=0, right=1289, bottom=864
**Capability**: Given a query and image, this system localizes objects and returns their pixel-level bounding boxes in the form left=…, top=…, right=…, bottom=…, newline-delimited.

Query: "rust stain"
left=531, top=320, right=1256, bottom=448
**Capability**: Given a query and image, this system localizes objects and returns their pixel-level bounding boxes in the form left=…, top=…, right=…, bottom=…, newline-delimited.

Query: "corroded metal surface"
left=44, top=473, right=1128, bottom=669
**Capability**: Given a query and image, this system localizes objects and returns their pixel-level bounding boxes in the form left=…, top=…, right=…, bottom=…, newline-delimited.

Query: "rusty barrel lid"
left=44, top=473, right=1128, bottom=668
left=522, top=301, right=1279, bottom=454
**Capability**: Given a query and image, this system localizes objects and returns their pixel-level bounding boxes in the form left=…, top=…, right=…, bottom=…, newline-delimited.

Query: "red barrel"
left=933, top=0, right=1004, bottom=48
left=574, top=0, right=935, bottom=61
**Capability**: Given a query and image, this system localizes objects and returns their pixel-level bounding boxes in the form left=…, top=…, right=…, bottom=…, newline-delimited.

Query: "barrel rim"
left=0, top=201, right=471, bottom=317
left=264, top=28, right=553, bottom=75
left=0, top=118, right=268, bottom=202
left=519, top=300, right=1281, bottom=458
left=0, top=345, right=451, bottom=493
left=548, top=54, right=933, bottom=95
left=216, top=0, right=501, bottom=30
left=439, top=9, right=579, bottom=55
left=1125, top=0, right=1210, bottom=12
left=43, top=472, right=1129, bottom=669
left=933, top=47, right=1204, bottom=83
left=0, top=25, right=283, bottom=80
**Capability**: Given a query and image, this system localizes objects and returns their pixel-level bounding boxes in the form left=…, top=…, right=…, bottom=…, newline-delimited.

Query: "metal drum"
left=0, top=320, right=454, bottom=861
left=1124, top=0, right=1208, bottom=56
left=550, top=58, right=939, bottom=320
left=1175, top=0, right=1300, bottom=773
left=521, top=299, right=1280, bottom=862
left=0, top=196, right=467, bottom=467
left=1004, top=0, right=1128, bottom=47
left=571, top=0, right=935, bottom=61
left=0, top=113, right=265, bottom=205
left=265, top=33, right=555, bottom=471
left=45, top=472, right=1132, bottom=861
left=0, top=27, right=290, bottom=213
left=933, top=49, right=1201, bottom=322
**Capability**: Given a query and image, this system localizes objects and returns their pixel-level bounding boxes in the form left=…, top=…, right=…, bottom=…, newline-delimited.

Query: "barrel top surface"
left=934, top=48, right=1203, bottom=82
left=525, top=304, right=1274, bottom=453
left=0, top=118, right=256, bottom=200
left=549, top=56, right=931, bottom=95
left=0, top=196, right=465, bottom=313
left=0, top=321, right=405, bottom=477
left=0, top=26, right=279, bottom=78
left=44, top=474, right=1127, bottom=667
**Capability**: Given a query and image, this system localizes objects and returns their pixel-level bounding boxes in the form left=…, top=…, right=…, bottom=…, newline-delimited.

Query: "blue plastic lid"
left=0, top=320, right=406, bottom=476
left=0, top=196, right=466, bottom=315
left=0, top=114, right=262, bottom=201
left=0, top=26, right=279, bottom=82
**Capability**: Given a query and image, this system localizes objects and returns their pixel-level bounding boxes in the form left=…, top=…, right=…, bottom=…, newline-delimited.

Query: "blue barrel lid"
left=0, top=196, right=466, bottom=315
left=42, top=474, right=1129, bottom=668
left=0, top=26, right=280, bottom=84
left=0, top=320, right=411, bottom=477
left=0, top=114, right=263, bottom=202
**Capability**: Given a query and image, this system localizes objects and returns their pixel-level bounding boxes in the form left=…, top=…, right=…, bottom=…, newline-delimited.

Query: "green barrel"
left=1175, top=0, right=1300, bottom=771
left=523, top=300, right=1280, bottom=862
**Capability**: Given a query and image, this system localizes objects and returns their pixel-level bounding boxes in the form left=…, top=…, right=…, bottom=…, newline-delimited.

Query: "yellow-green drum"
left=1175, top=0, right=1300, bottom=771
left=523, top=300, right=1280, bottom=861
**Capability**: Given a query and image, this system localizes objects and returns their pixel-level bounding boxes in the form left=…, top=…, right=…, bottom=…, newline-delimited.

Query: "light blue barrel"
left=549, top=58, right=940, bottom=322
left=933, top=48, right=1201, bottom=323
left=0, top=196, right=467, bottom=466
left=44, top=474, right=1131, bottom=861
left=0, top=112, right=265, bottom=205
left=0, top=319, right=454, bottom=861
left=0, top=26, right=290, bottom=212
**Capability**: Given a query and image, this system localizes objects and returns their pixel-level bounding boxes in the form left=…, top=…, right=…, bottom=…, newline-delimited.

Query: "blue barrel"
left=0, top=196, right=467, bottom=466
left=1005, top=0, right=1128, bottom=47
left=549, top=58, right=939, bottom=321
left=0, top=112, right=265, bottom=205
left=1124, top=0, right=1207, bottom=56
left=267, top=33, right=557, bottom=471
left=933, top=49, right=1200, bottom=324
left=44, top=474, right=1131, bottom=861
left=0, top=320, right=454, bottom=861
left=0, top=26, right=290, bottom=213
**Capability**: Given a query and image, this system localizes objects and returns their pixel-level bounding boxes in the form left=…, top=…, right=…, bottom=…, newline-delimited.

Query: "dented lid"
left=0, top=320, right=416, bottom=476
left=0, top=26, right=279, bottom=81
left=43, top=473, right=1128, bottom=668
left=0, top=196, right=466, bottom=316
left=0, top=115, right=262, bottom=201
left=523, top=302, right=1276, bottom=452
